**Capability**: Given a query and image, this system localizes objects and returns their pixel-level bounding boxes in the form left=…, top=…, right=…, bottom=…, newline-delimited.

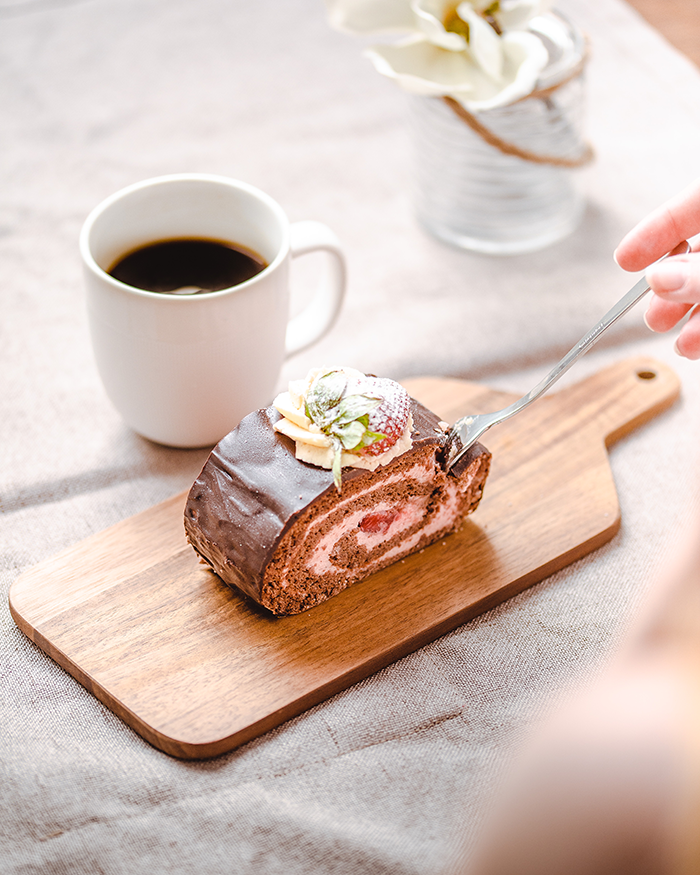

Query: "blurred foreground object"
left=452, top=517, right=700, bottom=875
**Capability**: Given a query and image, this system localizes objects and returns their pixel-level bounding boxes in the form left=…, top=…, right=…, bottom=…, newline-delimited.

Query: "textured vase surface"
left=411, top=13, right=589, bottom=255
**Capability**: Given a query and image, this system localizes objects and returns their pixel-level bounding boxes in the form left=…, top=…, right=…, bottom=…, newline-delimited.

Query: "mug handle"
left=285, top=220, right=346, bottom=356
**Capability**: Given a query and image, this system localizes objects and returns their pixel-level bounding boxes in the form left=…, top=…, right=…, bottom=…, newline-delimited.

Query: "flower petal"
left=365, top=37, right=479, bottom=96
left=456, top=2, right=503, bottom=80
left=499, top=0, right=554, bottom=29
left=325, top=0, right=415, bottom=35
left=411, top=0, right=467, bottom=51
left=454, top=29, right=549, bottom=110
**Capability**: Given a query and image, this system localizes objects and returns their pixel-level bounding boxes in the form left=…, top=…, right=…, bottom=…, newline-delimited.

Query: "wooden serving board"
left=10, top=356, right=679, bottom=759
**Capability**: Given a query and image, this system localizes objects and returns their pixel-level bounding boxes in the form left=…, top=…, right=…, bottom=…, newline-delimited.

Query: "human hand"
left=614, top=177, right=700, bottom=359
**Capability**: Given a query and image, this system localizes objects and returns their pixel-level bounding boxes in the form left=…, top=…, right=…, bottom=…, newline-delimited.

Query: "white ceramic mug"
left=80, top=174, right=346, bottom=447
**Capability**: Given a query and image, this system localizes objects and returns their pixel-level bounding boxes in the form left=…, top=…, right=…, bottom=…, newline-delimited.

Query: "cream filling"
left=303, top=477, right=460, bottom=577
left=377, top=481, right=461, bottom=565
left=276, top=458, right=435, bottom=587
left=307, top=495, right=428, bottom=575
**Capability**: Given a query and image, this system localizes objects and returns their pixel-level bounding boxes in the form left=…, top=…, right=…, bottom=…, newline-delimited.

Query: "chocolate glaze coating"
left=184, top=398, right=487, bottom=606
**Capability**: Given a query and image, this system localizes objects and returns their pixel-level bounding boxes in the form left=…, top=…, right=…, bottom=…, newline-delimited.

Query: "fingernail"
left=673, top=338, right=683, bottom=356
left=643, top=309, right=655, bottom=332
left=647, top=261, right=690, bottom=291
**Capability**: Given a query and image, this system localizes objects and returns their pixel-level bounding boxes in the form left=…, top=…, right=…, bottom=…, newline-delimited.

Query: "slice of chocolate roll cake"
left=184, top=367, right=490, bottom=615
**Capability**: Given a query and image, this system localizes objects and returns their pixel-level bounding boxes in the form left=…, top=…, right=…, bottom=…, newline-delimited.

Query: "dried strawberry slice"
left=353, top=376, right=411, bottom=456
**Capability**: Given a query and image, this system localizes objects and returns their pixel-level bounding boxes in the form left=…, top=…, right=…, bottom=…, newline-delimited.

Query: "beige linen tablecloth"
left=2, top=1, right=700, bottom=872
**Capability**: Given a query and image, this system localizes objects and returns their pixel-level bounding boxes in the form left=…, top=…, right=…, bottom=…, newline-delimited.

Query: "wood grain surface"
left=9, top=357, right=679, bottom=759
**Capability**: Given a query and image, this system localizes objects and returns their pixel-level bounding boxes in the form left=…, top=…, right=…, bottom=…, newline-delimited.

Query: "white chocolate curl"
left=273, top=367, right=413, bottom=472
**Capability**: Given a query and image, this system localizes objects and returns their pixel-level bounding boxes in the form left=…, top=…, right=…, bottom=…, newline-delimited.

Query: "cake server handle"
left=445, top=239, right=690, bottom=471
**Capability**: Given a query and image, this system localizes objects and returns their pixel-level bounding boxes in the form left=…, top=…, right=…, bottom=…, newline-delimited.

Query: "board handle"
left=558, top=357, right=680, bottom=447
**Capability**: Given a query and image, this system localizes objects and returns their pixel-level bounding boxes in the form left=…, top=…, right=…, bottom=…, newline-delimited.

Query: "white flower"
left=326, top=0, right=553, bottom=110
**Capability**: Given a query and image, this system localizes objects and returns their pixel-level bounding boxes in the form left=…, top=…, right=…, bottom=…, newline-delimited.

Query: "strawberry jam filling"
left=359, top=508, right=402, bottom=535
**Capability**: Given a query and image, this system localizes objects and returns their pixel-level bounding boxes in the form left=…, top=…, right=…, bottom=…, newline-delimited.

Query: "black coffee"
left=108, top=237, right=267, bottom=294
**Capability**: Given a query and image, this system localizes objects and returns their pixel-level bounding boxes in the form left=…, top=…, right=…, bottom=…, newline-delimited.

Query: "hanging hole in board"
left=636, top=370, right=657, bottom=381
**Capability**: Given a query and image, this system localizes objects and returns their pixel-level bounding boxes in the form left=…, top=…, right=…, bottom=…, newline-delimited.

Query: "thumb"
left=646, top=253, right=700, bottom=302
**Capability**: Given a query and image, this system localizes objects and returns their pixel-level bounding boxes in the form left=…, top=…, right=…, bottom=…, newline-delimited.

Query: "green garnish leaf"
left=305, top=370, right=347, bottom=424
left=334, top=393, right=381, bottom=425
left=331, top=437, right=343, bottom=491
left=359, top=428, right=386, bottom=448
left=303, top=368, right=392, bottom=491
left=334, top=420, right=367, bottom=450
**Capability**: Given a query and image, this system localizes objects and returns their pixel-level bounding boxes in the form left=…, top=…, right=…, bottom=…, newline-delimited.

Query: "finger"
left=644, top=294, right=693, bottom=333
left=645, top=253, right=700, bottom=302
left=614, top=177, right=700, bottom=271
left=675, top=306, right=700, bottom=359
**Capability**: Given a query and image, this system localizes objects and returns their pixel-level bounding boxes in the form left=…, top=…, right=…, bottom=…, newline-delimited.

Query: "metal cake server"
left=445, top=240, right=691, bottom=471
